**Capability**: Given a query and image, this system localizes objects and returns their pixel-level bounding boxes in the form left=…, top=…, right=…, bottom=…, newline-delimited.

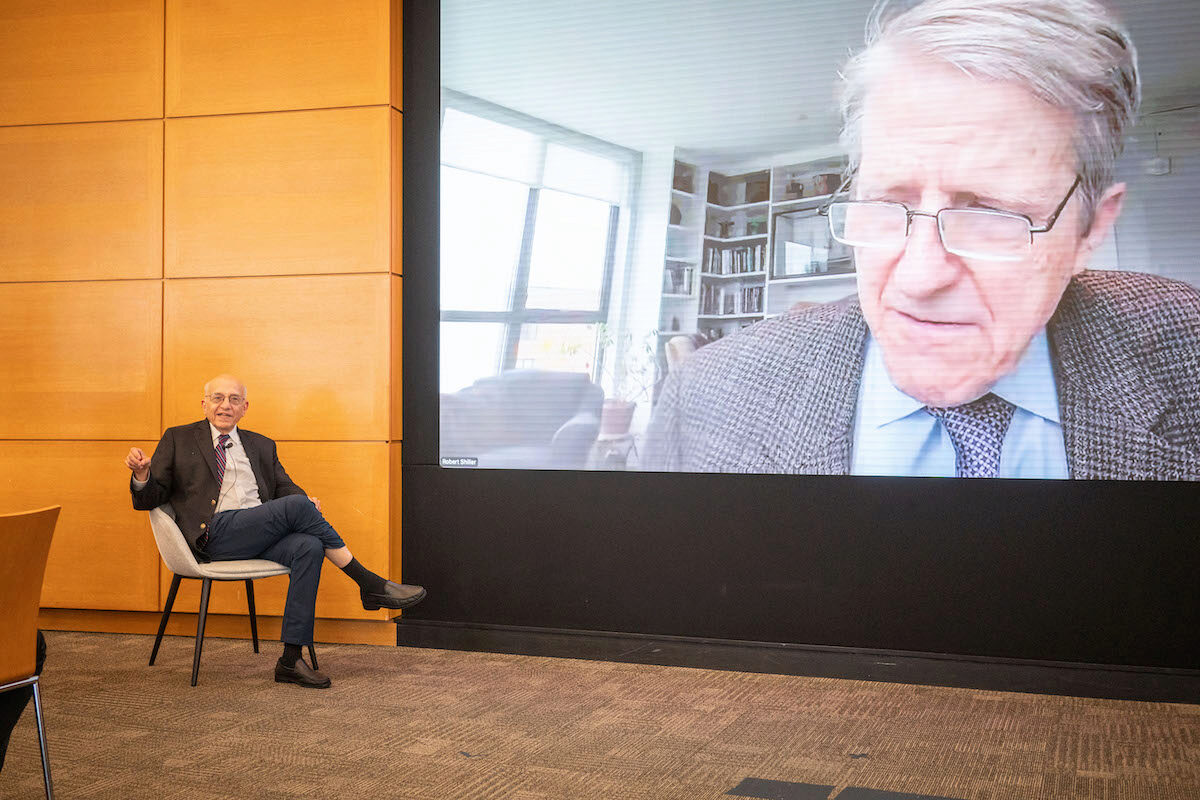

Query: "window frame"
left=439, top=90, right=638, bottom=377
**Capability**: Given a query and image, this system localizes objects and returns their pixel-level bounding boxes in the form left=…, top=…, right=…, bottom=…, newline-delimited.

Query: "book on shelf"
left=704, top=243, right=767, bottom=275
left=743, top=285, right=763, bottom=313
left=700, top=284, right=765, bottom=316
left=673, top=161, right=695, bottom=194
left=662, top=264, right=695, bottom=294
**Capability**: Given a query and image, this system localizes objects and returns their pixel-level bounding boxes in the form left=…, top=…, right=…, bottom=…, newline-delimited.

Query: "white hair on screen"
left=838, top=0, right=1141, bottom=227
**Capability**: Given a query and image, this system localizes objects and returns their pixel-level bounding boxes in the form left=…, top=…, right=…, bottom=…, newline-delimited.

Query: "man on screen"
left=644, top=0, right=1200, bottom=479
left=125, top=374, right=426, bottom=688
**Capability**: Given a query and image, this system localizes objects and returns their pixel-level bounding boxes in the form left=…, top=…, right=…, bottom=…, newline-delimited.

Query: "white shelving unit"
left=658, top=155, right=852, bottom=343
left=703, top=234, right=769, bottom=244
left=772, top=194, right=834, bottom=211
left=768, top=271, right=855, bottom=285
left=660, top=164, right=704, bottom=337
left=700, top=271, right=766, bottom=279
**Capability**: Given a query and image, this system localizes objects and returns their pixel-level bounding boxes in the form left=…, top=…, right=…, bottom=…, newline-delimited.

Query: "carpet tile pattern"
left=1, top=632, right=1196, bottom=799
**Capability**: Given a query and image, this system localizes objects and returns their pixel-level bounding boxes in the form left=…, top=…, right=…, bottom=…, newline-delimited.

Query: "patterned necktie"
left=215, top=433, right=231, bottom=486
left=925, top=393, right=1016, bottom=478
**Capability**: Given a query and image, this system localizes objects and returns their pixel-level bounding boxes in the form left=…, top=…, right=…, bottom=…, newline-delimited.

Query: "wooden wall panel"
left=391, top=275, right=403, bottom=441
left=159, top=442, right=391, bottom=621
left=166, top=0, right=390, bottom=117
left=165, top=107, right=391, bottom=278
left=390, top=441, right=403, bottom=584
left=0, top=280, right=161, bottom=440
left=0, top=0, right=163, bottom=126
left=391, top=109, right=403, bottom=276
left=0, top=121, right=162, bottom=283
left=0, top=0, right=406, bottom=644
left=0, top=441, right=162, bottom=611
left=390, top=0, right=402, bottom=110
left=162, top=274, right=391, bottom=440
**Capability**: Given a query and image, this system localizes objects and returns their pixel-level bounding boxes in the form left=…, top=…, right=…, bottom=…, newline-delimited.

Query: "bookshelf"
left=660, top=162, right=704, bottom=337
left=659, top=154, right=852, bottom=342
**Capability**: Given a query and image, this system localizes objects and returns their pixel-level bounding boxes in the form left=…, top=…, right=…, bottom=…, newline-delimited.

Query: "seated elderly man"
left=125, top=374, right=425, bottom=688
left=645, top=0, right=1200, bottom=480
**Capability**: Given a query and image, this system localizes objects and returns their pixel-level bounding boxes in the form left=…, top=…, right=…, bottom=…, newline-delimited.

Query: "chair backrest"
left=148, top=504, right=204, bottom=579
left=441, top=369, right=605, bottom=450
left=0, top=505, right=61, bottom=685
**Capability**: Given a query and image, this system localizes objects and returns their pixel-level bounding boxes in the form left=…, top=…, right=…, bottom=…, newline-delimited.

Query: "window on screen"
left=439, top=101, right=632, bottom=396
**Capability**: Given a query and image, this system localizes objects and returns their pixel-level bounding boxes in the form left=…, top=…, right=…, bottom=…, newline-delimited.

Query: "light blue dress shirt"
left=850, top=331, right=1069, bottom=479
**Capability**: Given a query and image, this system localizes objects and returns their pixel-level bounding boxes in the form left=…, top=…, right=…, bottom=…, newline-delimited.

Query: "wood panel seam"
left=0, top=277, right=173, bottom=287
left=161, top=271, right=394, bottom=283
left=0, top=117, right=165, bottom=131
left=165, top=103, right=393, bottom=122
left=159, top=0, right=168, bottom=614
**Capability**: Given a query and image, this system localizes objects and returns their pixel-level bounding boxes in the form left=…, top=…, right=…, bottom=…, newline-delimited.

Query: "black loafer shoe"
left=361, top=581, right=427, bottom=611
left=275, top=658, right=331, bottom=689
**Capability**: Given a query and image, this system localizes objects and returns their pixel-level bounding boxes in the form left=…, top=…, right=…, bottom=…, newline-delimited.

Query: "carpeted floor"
left=1, top=631, right=1196, bottom=799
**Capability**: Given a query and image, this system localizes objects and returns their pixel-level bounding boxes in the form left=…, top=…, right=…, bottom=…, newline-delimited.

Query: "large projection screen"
left=403, top=0, right=1200, bottom=671
left=435, top=0, right=1199, bottom=481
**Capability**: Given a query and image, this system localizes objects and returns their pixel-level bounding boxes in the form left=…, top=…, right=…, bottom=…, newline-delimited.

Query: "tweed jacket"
left=643, top=270, right=1200, bottom=480
left=130, top=420, right=307, bottom=558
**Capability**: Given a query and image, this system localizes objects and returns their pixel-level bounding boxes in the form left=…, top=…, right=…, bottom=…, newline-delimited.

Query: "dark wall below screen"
left=401, top=464, right=1199, bottom=670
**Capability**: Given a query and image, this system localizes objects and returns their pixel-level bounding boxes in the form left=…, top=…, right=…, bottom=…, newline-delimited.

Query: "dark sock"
left=280, top=643, right=302, bottom=667
left=341, top=557, right=388, bottom=593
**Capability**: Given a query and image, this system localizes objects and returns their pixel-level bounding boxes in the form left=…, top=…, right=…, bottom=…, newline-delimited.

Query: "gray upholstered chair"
left=147, top=504, right=317, bottom=686
left=439, top=369, right=605, bottom=469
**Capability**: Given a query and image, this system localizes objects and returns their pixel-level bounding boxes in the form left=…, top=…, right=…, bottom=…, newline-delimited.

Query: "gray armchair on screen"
left=147, top=504, right=317, bottom=686
left=440, top=369, right=605, bottom=469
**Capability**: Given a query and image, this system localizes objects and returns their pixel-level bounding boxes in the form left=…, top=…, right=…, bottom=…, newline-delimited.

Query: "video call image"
left=437, top=0, right=1200, bottom=480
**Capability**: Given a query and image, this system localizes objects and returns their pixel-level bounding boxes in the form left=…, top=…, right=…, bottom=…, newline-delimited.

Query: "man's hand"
left=308, top=496, right=322, bottom=512
left=124, top=447, right=151, bottom=482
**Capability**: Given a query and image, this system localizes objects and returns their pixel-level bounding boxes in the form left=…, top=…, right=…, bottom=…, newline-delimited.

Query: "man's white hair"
left=839, top=0, right=1141, bottom=228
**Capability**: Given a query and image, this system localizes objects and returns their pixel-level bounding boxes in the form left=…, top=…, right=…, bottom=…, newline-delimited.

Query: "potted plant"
left=595, top=325, right=659, bottom=436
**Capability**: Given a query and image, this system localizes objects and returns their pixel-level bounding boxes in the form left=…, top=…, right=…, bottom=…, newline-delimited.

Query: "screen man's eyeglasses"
left=819, top=175, right=1081, bottom=262
left=205, top=393, right=245, bottom=406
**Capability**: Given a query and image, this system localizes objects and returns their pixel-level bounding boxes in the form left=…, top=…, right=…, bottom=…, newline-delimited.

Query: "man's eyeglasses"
left=205, top=393, right=245, bottom=407
left=819, top=175, right=1081, bottom=262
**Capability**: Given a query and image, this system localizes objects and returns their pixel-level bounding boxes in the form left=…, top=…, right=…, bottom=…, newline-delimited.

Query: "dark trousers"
left=0, top=630, right=46, bottom=773
left=205, top=494, right=346, bottom=647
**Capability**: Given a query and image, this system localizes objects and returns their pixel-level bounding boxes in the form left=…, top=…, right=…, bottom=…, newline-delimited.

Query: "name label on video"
left=440, top=457, right=479, bottom=467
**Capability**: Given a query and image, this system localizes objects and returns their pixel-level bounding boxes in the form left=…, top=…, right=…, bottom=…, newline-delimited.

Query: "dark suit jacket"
left=130, top=420, right=306, bottom=558
left=644, top=270, right=1200, bottom=479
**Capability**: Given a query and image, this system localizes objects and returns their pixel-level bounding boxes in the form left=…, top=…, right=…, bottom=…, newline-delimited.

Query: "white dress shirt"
left=210, top=423, right=262, bottom=513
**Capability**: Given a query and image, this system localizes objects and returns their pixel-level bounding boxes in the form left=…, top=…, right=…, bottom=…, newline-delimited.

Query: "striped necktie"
left=925, top=393, right=1016, bottom=478
left=215, top=433, right=231, bottom=486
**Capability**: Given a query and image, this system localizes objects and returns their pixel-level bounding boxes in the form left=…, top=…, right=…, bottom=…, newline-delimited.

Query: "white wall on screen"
left=608, top=147, right=675, bottom=432
left=1105, top=108, right=1200, bottom=287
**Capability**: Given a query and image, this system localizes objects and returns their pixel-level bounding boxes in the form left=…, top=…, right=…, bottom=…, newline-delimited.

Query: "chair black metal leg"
left=192, top=578, right=212, bottom=687
left=150, top=574, right=182, bottom=666
left=308, top=644, right=318, bottom=671
left=32, top=679, right=53, bottom=800
left=245, top=579, right=259, bottom=653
